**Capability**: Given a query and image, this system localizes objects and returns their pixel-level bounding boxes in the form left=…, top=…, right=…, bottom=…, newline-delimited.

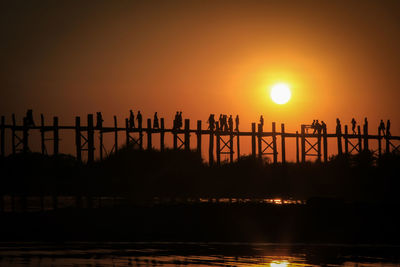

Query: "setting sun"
left=270, top=83, right=291, bottom=104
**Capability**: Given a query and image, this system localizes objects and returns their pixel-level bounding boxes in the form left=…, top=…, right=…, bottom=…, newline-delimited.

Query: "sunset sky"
left=1, top=0, right=400, bottom=136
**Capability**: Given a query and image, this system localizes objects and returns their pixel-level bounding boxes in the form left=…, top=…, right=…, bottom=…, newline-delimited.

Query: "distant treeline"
left=0, top=146, right=399, bottom=203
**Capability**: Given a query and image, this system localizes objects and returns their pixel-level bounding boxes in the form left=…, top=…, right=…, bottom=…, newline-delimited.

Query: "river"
left=0, top=242, right=399, bottom=267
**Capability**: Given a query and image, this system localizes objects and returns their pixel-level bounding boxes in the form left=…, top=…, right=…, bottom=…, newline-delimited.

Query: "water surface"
left=0, top=242, right=399, bottom=267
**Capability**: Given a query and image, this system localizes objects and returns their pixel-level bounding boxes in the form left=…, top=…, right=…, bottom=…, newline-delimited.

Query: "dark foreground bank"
left=1, top=149, right=400, bottom=244
left=1, top=202, right=400, bottom=244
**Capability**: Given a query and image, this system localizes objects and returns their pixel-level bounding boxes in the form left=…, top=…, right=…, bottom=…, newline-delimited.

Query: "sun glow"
left=270, top=83, right=291, bottom=104
left=270, top=260, right=289, bottom=267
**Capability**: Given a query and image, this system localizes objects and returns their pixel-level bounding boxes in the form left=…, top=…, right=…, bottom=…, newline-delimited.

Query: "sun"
left=270, top=83, right=291, bottom=104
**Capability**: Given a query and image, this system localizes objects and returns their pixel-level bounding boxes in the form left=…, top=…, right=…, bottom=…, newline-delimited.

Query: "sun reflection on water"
left=270, top=260, right=290, bottom=267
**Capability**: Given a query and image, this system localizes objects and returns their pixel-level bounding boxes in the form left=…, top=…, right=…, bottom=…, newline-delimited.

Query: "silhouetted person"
left=336, top=118, right=342, bottom=134
left=178, top=112, right=183, bottom=129
left=222, top=115, right=228, bottom=131
left=351, top=118, right=356, bottom=134
left=260, top=115, right=264, bottom=128
left=387, top=119, right=391, bottom=136
left=379, top=120, right=385, bottom=136
left=321, top=121, right=327, bottom=132
left=173, top=112, right=179, bottom=129
left=310, top=120, right=316, bottom=133
left=313, top=120, right=320, bottom=134
left=207, top=114, right=215, bottom=131
left=235, top=115, right=239, bottom=131
left=25, top=109, right=35, bottom=127
left=153, top=112, right=159, bottom=129
left=228, top=115, right=233, bottom=131
left=364, top=118, right=368, bottom=133
left=137, top=111, right=143, bottom=129
left=96, top=112, right=103, bottom=129
left=129, top=110, right=135, bottom=129
left=219, top=115, right=223, bottom=129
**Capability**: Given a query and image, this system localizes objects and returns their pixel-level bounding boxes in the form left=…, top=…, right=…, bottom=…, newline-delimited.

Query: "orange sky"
left=1, top=0, right=400, bottom=160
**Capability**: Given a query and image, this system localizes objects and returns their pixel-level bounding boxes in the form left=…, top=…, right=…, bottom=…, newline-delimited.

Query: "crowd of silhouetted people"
left=173, top=112, right=183, bottom=130
left=308, top=120, right=327, bottom=134
left=17, top=110, right=395, bottom=137
left=342, top=117, right=391, bottom=136
left=207, top=114, right=240, bottom=132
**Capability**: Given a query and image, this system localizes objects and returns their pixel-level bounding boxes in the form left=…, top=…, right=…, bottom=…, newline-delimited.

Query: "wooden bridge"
left=0, top=113, right=399, bottom=165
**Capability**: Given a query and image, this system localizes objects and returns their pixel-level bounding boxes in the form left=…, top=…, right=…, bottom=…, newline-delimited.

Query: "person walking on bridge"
left=235, top=115, right=239, bottom=132
left=153, top=112, right=159, bottom=129
left=129, top=110, right=135, bottom=129
left=222, top=115, right=228, bottom=131
left=336, top=118, right=342, bottom=134
left=351, top=118, right=356, bottom=134
left=173, top=112, right=179, bottom=130
left=207, top=114, right=215, bottom=131
left=313, top=120, right=321, bottom=134
left=321, top=121, right=327, bottom=132
left=137, top=111, right=143, bottom=129
left=259, top=115, right=264, bottom=129
left=25, top=109, right=35, bottom=127
left=228, top=115, right=233, bottom=132
left=178, top=112, right=183, bottom=129
left=310, top=120, right=316, bottom=133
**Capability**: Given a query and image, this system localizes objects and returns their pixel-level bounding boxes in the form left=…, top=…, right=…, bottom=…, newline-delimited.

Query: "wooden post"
left=344, top=125, right=349, bottom=154
left=22, top=117, right=28, bottom=153
left=236, top=129, right=240, bottom=161
left=281, top=123, right=286, bottom=164
left=184, top=119, right=190, bottom=151
left=160, top=118, right=165, bottom=151
left=296, top=131, right=299, bottom=163
left=251, top=123, right=256, bottom=158
left=173, top=127, right=178, bottom=150
left=272, top=122, right=277, bottom=164
left=357, top=125, right=362, bottom=152
left=53, top=116, right=59, bottom=155
left=196, top=120, right=201, bottom=154
left=147, top=118, right=152, bottom=150
left=209, top=125, right=214, bottom=166
left=11, top=114, right=16, bottom=155
left=317, top=127, right=321, bottom=162
left=87, top=114, right=94, bottom=163
left=0, top=116, right=4, bottom=157
left=139, top=124, right=144, bottom=150
left=257, top=123, right=262, bottom=158
left=323, top=125, right=328, bottom=162
left=125, top=118, right=130, bottom=147
left=216, top=122, right=221, bottom=165
left=337, top=123, right=343, bottom=155
left=378, top=129, right=382, bottom=157
left=75, top=117, right=82, bottom=161
left=363, top=121, right=369, bottom=151
left=99, top=120, right=103, bottom=160
left=385, top=132, right=390, bottom=153
left=113, top=116, right=118, bottom=154
left=40, top=114, right=45, bottom=155
left=229, top=123, right=234, bottom=163
left=301, top=125, right=306, bottom=162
